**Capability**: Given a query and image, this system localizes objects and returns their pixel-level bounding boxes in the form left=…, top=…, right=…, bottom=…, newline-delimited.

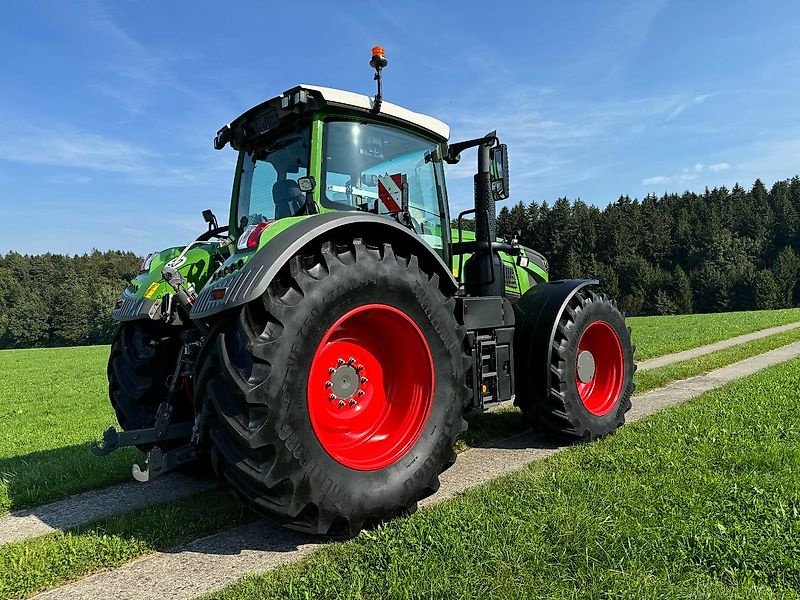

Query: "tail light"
left=237, top=222, right=272, bottom=251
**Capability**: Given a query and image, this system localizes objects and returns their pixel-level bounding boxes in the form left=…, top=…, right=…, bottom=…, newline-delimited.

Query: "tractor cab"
left=215, top=82, right=453, bottom=260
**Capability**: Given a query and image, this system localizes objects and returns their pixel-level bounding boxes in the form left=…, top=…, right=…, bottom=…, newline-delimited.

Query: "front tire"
left=195, top=238, right=468, bottom=535
left=107, top=321, right=189, bottom=449
left=515, top=290, right=635, bottom=440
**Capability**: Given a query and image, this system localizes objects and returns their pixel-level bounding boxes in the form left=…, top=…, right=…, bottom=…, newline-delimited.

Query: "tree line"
left=492, top=176, right=800, bottom=316
left=0, top=251, right=139, bottom=349
left=2, top=176, right=798, bottom=349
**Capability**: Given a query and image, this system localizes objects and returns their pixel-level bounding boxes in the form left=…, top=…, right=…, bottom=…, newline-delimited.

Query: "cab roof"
left=298, top=84, right=450, bottom=141
left=217, top=84, right=450, bottom=150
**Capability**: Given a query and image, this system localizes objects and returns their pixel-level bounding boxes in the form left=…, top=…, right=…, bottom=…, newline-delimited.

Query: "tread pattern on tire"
left=107, top=320, right=194, bottom=452
left=195, top=237, right=469, bottom=535
left=107, top=321, right=185, bottom=433
left=520, top=290, right=636, bottom=441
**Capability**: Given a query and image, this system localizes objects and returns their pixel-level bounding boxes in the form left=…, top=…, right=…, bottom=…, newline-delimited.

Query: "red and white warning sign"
left=377, top=173, right=406, bottom=213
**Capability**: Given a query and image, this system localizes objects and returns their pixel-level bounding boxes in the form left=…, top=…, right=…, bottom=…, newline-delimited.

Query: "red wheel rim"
left=307, top=304, right=434, bottom=470
left=575, top=320, right=624, bottom=416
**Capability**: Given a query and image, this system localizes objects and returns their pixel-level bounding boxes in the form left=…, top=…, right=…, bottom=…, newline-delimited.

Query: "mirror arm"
left=444, top=133, right=499, bottom=165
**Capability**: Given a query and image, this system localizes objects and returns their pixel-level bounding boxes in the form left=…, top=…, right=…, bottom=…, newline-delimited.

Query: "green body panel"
left=204, top=216, right=312, bottom=286
left=121, top=245, right=222, bottom=306
left=450, top=229, right=548, bottom=296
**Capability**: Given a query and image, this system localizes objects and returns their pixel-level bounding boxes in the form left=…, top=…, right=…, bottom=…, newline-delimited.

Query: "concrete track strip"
left=0, top=474, right=216, bottom=546
left=32, top=340, right=800, bottom=600
left=636, top=321, right=800, bottom=371
left=9, top=324, right=797, bottom=548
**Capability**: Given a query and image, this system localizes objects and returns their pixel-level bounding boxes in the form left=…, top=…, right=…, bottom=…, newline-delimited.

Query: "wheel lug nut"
left=324, top=381, right=333, bottom=388
left=356, top=365, right=364, bottom=372
left=348, top=357, right=356, bottom=365
left=360, top=377, right=368, bottom=384
left=349, top=399, right=357, bottom=407
left=329, top=394, right=336, bottom=401
left=338, top=400, right=345, bottom=408
left=357, top=390, right=365, bottom=397
left=337, top=358, right=345, bottom=366
left=328, top=367, right=335, bottom=375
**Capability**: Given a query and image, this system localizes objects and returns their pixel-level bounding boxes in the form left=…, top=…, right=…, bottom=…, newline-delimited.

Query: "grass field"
left=1, top=310, right=799, bottom=597
left=628, top=307, right=800, bottom=359
left=0, top=489, right=255, bottom=599
left=1, top=307, right=799, bottom=517
left=207, top=357, right=800, bottom=600
left=0, top=346, right=135, bottom=515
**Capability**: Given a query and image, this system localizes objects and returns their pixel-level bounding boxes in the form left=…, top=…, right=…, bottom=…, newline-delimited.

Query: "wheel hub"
left=576, top=350, right=596, bottom=383
left=329, top=363, right=360, bottom=400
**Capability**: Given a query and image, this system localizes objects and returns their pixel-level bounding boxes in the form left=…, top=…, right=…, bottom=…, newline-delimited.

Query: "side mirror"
left=489, top=144, right=509, bottom=200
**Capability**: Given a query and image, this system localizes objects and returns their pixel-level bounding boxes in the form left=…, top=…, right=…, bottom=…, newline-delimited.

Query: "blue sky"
left=2, top=1, right=800, bottom=255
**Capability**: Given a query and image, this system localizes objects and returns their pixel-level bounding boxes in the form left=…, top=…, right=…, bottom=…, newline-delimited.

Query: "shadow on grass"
left=461, top=405, right=567, bottom=452
left=0, top=442, right=138, bottom=515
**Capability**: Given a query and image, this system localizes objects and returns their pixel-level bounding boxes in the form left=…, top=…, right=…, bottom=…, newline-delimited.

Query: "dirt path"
left=32, top=341, right=800, bottom=600
left=636, top=321, right=800, bottom=371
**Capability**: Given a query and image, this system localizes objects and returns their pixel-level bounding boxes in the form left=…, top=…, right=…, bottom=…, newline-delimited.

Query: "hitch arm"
left=90, top=421, right=194, bottom=456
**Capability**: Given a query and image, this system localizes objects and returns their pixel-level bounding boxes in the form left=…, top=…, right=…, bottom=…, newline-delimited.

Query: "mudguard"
left=512, top=278, right=598, bottom=397
left=190, top=212, right=458, bottom=320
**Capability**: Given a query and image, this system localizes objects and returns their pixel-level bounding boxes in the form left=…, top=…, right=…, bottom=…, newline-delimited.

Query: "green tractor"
left=95, top=48, right=635, bottom=535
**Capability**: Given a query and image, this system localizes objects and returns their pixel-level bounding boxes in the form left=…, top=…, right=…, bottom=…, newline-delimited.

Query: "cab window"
left=236, top=126, right=309, bottom=231
left=321, top=120, right=449, bottom=254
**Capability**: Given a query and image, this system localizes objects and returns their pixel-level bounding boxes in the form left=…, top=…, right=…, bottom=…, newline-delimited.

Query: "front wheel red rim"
left=307, top=304, right=435, bottom=471
left=575, top=320, right=624, bottom=416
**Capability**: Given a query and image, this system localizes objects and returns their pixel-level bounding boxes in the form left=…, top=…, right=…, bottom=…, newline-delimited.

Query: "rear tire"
left=107, top=321, right=189, bottom=450
left=515, top=290, right=635, bottom=440
left=195, top=238, right=468, bottom=535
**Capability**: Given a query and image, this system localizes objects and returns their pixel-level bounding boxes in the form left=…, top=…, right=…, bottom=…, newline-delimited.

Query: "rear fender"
left=190, top=212, right=458, bottom=320
left=512, top=279, right=598, bottom=397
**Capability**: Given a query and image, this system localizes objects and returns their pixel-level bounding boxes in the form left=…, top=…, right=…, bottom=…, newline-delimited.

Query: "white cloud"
left=642, top=159, right=734, bottom=188
left=0, top=119, right=229, bottom=190
left=666, top=93, right=714, bottom=121
left=436, top=86, right=689, bottom=209
left=0, top=125, right=152, bottom=173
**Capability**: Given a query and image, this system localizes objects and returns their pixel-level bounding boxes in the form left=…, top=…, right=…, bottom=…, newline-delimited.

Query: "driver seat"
left=272, top=179, right=304, bottom=219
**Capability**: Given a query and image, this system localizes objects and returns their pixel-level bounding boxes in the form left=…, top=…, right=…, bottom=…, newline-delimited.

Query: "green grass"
left=0, top=346, right=136, bottom=515
left=629, top=307, right=800, bottom=360
left=636, top=325, right=800, bottom=394
left=0, top=489, right=256, bottom=599
left=463, top=324, right=800, bottom=450
left=6, top=354, right=799, bottom=600
left=207, top=358, right=800, bottom=600
left=3, top=323, right=800, bottom=597
left=2, top=307, right=799, bottom=516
